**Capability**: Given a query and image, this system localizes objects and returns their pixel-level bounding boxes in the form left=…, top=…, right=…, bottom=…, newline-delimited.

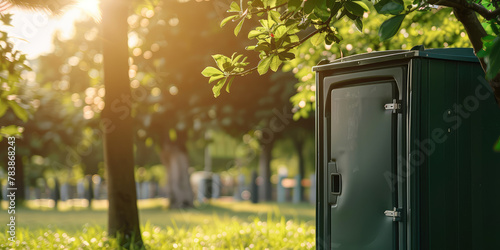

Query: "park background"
left=0, top=0, right=487, bottom=248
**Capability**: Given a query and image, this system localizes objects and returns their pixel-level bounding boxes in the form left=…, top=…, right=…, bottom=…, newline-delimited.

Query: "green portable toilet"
left=314, top=46, right=500, bottom=249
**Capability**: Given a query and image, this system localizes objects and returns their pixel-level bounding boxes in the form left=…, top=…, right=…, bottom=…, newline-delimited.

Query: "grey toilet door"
left=328, top=81, right=398, bottom=249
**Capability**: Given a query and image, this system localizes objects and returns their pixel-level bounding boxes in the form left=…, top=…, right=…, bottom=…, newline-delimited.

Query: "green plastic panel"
left=329, top=83, right=395, bottom=249
left=316, top=47, right=500, bottom=250
left=413, top=58, right=500, bottom=249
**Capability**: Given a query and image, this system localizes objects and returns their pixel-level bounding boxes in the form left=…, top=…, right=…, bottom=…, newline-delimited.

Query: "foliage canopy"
left=202, top=0, right=500, bottom=102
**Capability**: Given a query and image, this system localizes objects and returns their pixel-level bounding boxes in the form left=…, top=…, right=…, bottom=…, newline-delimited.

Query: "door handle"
left=331, top=173, right=341, bottom=195
left=328, top=161, right=341, bottom=204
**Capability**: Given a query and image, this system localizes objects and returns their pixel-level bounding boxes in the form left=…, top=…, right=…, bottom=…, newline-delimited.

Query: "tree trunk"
left=258, top=139, right=274, bottom=202
left=453, top=7, right=500, bottom=107
left=101, top=0, right=142, bottom=244
left=159, top=132, right=194, bottom=209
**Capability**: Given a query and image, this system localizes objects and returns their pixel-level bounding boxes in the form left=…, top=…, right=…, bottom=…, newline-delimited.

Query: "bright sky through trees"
left=0, top=0, right=100, bottom=59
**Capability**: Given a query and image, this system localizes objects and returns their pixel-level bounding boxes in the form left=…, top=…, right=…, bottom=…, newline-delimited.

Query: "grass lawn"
left=0, top=199, right=316, bottom=249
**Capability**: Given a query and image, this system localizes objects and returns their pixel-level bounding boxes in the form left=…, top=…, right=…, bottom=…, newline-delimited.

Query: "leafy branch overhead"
left=202, top=0, right=500, bottom=100
left=0, top=13, right=32, bottom=139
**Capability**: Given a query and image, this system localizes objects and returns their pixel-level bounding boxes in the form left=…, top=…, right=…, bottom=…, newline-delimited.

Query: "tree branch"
left=432, top=0, right=467, bottom=9
left=466, top=3, right=500, bottom=20
left=230, top=29, right=322, bottom=77
left=452, top=7, right=487, bottom=52
left=432, top=0, right=500, bottom=20
left=250, top=2, right=288, bottom=15
left=293, top=28, right=322, bottom=47
left=453, top=7, right=500, bottom=107
left=236, top=65, right=258, bottom=76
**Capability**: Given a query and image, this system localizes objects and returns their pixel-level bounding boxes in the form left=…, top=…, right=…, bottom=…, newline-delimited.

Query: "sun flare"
left=76, top=0, right=101, bottom=22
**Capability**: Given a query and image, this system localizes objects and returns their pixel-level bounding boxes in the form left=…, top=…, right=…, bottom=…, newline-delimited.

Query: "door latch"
left=384, top=207, right=402, bottom=221
left=384, top=99, right=401, bottom=113
left=328, top=161, right=341, bottom=205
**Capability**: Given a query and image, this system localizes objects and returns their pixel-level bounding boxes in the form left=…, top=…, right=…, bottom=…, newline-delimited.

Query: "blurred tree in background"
left=5, top=0, right=498, bottom=246
left=2, top=0, right=310, bottom=209
left=0, top=13, right=32, bottom=203
left=0, top=0, right=142, bottom=243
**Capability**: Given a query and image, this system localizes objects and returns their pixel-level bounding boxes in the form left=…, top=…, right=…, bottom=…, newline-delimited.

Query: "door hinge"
left=384, top=99, right=401, bottom=113
left=384, top=207, right=402, bottom=222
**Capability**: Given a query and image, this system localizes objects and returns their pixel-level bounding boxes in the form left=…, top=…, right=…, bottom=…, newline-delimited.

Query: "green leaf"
left=0, top=98, right=7, bottom=117
left=492, top=23, right=500, bottom=36
left=278, top=51, right=296, bottom=60
left=287, top=34, right=299, bottom=44
left=379, top=14, right=405, bottom=41
left=226, top=77, right=235, bottom=93
left=285, top=22, right=300, bottom=35
left=477, top=48, right=487, bottom=58
left=270, top=55, right=282, bottom=72
left=374, top=0, right=405, bottom=15
left=209, top=74, right=225, bottom=84
left=259, top=19, right=271, bottom=29
left=330, top=2, right=342, bottom=16
left=288, top=0, right=302, bottom=11
left=232, top=54, right=244, bottom=63
left=264, top=0, right=277, bottom=8
left=221, top=15, right=238, bottom=27
left=482, top=35, right=496, bottom=43
left=248, top=30, right=266, bottom=39
left=212, top=54, right=231, bottom=70
left=268, top=10, right=281, bottom=24
left=0, top=125, right=22, bottom=137
left=344, top=1, right=367, bottom=16
left=494, top=137, right=500, bottom=152
left=345, top=10, right=358, bottom=20
left=304, top=0, right=317, bottom=14
left=255, top=43, right=272, bottom=52
left=354, top=1, right=369, bottom=12
left=229, top=1, right=241, bottom=12
left=354, top=17, right=363, bottom=32
left=274, top=25, right=287, bottom=38
left=310, top=32, right=326, bottom=46
left=276, top=0, right=288, bottom=6
left=8, top=101, right=28, bottom=122
left=314, top=6, right=331, bottom=22
left=258, top=56, right=273, bottom=75
left=202, top=66, right=224, bottom=77
left=234, top=18, right=245, bottom=36
left=485, top=37, right=500, bottom=80
left=325, top=33, right=336, bottom=45
left=213, top=78, right=227, bottom=97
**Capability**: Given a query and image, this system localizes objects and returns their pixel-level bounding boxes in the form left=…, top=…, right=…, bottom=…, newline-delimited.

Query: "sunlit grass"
left=4, top=199, right=314, bottom=231
left=1, top=216, right=315, bottom=249
left=0, top=199, right=315, bottom=248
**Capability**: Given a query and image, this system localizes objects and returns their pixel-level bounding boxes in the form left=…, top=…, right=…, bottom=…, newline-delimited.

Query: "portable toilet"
left=314, top=46, right=500, bottom=249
